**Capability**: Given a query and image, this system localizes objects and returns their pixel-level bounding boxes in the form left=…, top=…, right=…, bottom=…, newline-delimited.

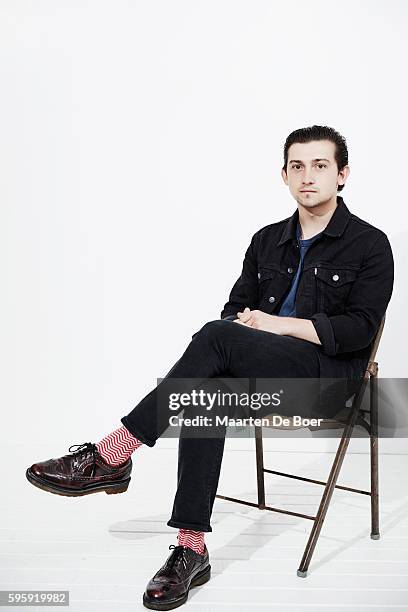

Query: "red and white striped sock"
left=177, top=529, right=205, bottom=555
left=96, top=425, right=143, bottom=466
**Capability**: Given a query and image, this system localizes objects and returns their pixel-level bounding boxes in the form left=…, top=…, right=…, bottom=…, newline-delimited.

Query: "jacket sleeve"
left=220, top=232, right=259, bottom=320
left=310, top=232, right=394, bottom=356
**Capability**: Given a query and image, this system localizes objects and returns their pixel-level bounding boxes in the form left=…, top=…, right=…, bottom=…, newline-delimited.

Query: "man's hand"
left=233, top=307, right=288, bottom=335
left=233, top=307, right=322, bottom=345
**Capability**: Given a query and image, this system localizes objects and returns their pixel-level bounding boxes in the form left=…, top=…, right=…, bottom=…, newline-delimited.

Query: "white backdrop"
left=1, top=0, right=406, bottom=448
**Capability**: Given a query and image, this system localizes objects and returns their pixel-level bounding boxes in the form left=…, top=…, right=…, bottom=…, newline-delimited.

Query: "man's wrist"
left=279, top=316, right=292, bottom=336
left=281, top=316, right=321, bottom=345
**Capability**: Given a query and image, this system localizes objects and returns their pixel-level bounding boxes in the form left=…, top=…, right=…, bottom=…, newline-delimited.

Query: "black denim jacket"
left=220, top=196, right=394, bottom=378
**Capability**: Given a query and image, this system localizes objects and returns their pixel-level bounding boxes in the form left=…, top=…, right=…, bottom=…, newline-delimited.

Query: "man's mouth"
left=300, top=190, right=317, bottom=193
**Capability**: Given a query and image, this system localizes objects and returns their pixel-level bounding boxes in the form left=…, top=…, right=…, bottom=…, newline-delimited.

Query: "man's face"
left=281, top=140, right=349, bottom=209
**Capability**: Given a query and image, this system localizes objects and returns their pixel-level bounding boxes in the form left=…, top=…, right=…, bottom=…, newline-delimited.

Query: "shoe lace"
left=166, top=545, right=189, bottom=573
left=68, top=442, right=97, bottom=477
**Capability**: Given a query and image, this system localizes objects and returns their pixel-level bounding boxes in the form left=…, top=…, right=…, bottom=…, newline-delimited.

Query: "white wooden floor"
left=2, top=441, right=408, bottom=611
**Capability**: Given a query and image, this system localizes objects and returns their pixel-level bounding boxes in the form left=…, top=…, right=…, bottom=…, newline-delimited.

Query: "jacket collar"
left=277, top=195, right=351, bottom=246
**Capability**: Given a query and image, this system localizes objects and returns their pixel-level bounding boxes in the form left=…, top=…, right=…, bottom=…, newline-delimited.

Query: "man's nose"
left=302, top=168, right=315, bottom=184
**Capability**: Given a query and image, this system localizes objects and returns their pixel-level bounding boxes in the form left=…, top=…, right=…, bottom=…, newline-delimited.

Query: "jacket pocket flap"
left=258, top=263, right=290, bottom=282
left=258, top=267, right=276, bottom=281
left=317, top=268, right=357, bottom=287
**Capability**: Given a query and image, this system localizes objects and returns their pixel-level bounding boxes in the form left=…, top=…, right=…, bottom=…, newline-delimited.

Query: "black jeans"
left=121, top=319, right=324, bottom=532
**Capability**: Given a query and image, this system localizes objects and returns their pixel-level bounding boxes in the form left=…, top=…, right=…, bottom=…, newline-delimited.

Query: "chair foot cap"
left=297, top=570, right=308, bottom=578
left=371, top=533, right=380, bottom=540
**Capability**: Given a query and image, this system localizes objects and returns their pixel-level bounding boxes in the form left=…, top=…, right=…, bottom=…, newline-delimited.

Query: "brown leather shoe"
left=26, top=442, right=132, bottom=496
left=143, top=544, right=211, bottom=610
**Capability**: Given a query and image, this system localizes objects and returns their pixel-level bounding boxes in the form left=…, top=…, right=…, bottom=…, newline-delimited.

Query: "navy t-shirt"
left=277, top=222, right=323, bottom=317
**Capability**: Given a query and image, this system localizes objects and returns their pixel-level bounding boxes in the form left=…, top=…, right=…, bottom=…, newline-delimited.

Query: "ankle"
left=177, top=528, right=205, bottom=555
left=96, top=425, right=143, bottom=466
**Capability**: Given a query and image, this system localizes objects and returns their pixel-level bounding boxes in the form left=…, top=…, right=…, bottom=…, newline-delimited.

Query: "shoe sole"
left=25, top=468, right=131, bottom=497
left=142, top=564, right=211, bottom=610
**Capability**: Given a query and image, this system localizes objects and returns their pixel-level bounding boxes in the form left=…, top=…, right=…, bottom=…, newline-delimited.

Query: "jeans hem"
left=120, top=416, right=156, bottom=448
left=166, top=519, right=212, bottom=533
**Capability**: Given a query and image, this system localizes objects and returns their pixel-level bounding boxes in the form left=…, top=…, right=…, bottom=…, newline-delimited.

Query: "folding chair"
left=215, top=316, right=385, bottom=577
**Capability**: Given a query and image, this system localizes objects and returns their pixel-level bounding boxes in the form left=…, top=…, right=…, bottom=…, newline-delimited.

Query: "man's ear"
left=281, top=167, right=288, bottom=186
left=338, top=165, right=350, bottom=188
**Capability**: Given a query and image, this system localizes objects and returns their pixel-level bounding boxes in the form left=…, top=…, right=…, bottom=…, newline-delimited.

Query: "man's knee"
left=192, top=319, right=232, bottom=341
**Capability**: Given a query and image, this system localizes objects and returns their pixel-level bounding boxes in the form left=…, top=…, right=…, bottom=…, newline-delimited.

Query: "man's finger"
left=236, top=318, right=254, bottom=327
left=234, top=318, right=252, bottom=326
left=238, top=307, right=252, bottom=323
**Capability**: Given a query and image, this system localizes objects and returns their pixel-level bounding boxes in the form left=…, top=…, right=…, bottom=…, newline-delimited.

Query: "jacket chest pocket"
left=315, top=267, right=358, bottom=314
left=257, top=265, right=292, bottom=312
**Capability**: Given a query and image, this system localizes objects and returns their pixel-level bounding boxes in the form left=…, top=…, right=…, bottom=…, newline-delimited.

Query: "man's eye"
left=317, top=164, right=327, bottom=169
left=292, top=165, right=301, bottom=170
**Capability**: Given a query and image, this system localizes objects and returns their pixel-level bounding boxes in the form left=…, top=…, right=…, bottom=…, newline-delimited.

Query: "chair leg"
left=370, top=369, right=380, bottom=539
left=296, top=378, right=369, bottom=578
left=255, top=426, right=265, bottom=509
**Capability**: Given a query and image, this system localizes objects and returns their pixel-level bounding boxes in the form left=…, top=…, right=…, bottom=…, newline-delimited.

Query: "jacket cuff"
left=310, top=313, right=337, bottom=356
left=222, top=314, right=238, bottom=321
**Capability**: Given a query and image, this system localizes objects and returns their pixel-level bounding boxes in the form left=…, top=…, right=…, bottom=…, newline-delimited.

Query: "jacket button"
left=332, top=274, right=339, bottom=281
left=269, top=296, right=275, bottom=303
left=258, top=272, right=261, bottom=279
left=287, top=267, right=293, bottom=273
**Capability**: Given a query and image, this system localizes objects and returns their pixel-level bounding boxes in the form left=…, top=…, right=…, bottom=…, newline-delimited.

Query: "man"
left=26, top=125, right=394, bottom=610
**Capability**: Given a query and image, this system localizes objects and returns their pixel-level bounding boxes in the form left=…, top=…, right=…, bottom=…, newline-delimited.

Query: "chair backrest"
left=364, top=315, right=386, bottom=378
